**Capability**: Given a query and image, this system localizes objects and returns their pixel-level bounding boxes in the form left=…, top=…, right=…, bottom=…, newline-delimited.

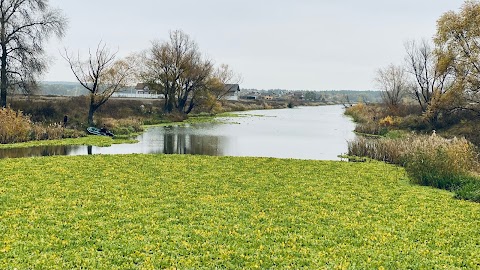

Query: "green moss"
left=143, top=112, right=246, bottom=128
left=384, top=129, right=409, bottom=139
left=1, top=155, right=479, bottom=269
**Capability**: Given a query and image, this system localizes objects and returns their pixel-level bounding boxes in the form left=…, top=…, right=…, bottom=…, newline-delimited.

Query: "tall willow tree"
left=436, top=0, right=480, bottom=114
left=0, top=0, right=67, bottom=107
left=140, top=30, right=213, bottom=114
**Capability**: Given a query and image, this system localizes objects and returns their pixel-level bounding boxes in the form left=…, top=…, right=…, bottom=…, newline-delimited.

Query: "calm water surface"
left=0, top=105, right=356, bottom=160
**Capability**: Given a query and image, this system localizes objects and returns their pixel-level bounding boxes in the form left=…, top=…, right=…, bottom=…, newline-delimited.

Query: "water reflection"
left=162, top=130, right=223, bottom=156
left=0, top=145, right=83, bottom=159
left=0, top=105, right=356, bottom=160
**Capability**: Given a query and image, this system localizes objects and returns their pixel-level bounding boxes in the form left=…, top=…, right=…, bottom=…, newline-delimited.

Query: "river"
left=0, top=105, right=356, bottom=160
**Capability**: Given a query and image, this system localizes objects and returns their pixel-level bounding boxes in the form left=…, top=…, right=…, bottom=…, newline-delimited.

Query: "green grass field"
left=1, top=155, right=479, bottom=269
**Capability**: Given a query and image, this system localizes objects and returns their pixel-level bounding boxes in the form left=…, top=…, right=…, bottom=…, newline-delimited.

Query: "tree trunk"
left=177, top=97, right=186, bottom=114
left=1, top=43, right=7, bottom=107
left=88, top=95, right=96, bottom=126
left=88, top=106, right=95, bottom=126
left=185, top=100, right=195, bottom=114
left=164, top=89, right=176, bottom=113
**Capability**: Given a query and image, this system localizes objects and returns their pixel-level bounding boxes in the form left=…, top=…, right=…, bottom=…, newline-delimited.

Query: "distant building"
left=293, top=92, right=305, bottom=100
left=135, top=83, right=151, bottom=94
left=240, top=90, right=261, bottom=100
left=112, top=83, right=164, bottom=99
left=224, top=84, right=241, bottom=101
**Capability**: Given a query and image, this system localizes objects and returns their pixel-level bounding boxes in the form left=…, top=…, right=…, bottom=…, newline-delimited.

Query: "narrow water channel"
left=0, top=105, right=356, bottom=160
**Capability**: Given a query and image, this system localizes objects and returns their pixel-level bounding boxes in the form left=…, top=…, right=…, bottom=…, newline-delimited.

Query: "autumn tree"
left=140, top=30, right=214, bottom=114
left=374, top=64, right=407, bottom=112
left=209, top=64, right=242, bottom=99
left=63, top=43, right=133, bottom=125
left=199, top=64, right=242, bottom=112
left=435, top=0, right=480, bottom=114
left=0, top=0, right=67, bottom=107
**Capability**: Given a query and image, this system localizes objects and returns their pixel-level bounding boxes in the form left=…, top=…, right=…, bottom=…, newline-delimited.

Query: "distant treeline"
left=37, top=82, right=382, bottom=104
left=241, top=88, right=382, bottom=103
left=37, top=82, right=135, bottom=97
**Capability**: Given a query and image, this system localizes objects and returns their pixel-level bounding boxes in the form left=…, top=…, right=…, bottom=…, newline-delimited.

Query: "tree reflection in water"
left=162, top=132, right=221, bottom=156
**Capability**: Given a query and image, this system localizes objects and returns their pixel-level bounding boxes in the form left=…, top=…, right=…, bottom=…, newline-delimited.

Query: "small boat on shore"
left=87, top=127, right=114, bottom=137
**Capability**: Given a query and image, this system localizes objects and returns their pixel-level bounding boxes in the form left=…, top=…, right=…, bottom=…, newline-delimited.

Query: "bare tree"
left=374, top=64, right=407, bottom=111
left=404, top=39, right=455, bottom=123
left=63, top=43, right=133, bottom=125
left=0, top=0, right=67, bottom=107
left=140, top=30, right=213, bottom=114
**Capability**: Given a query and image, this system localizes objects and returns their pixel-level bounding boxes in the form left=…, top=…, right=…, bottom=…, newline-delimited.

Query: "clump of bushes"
left=346, top=104, right=392, bottom=136
left=30, top=123, right=65, bottom=141
left=345, top=103, right=385, bottom=123
left=100, top=118, right=144, bottom=135
left=354, top=122, right=388, bottom=136
left=348, top=134, right=480, bottom=202
left=0, top=107, right=31, bottom=143
left=0, top=107, right=75, bottom=144
left=345, top=103, right=431, bottom=133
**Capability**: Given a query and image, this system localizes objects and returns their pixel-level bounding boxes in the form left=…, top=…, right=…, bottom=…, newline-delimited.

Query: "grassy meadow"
left=1, top=155, right=479, bottom=269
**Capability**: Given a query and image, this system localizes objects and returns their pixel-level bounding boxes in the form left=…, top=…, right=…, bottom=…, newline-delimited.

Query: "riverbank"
left=4, top=96, right=318, bottom=145
left=0, top=102, right=332, bottom=150
left=1, top=154, right=479, bottom=269
left=344, top=104, right=480, bottom=202
left=0, top=112, right=241, bottom=150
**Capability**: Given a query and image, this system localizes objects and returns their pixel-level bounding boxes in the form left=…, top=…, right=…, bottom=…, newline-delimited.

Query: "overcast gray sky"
left=45, top=0, right=465, bottom=90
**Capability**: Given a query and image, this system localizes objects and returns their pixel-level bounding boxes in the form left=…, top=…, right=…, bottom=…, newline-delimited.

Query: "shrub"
left=345, top=103, right=387, bottom=123
left=354, top=122, right=388, bottom=136
left=0, top=107, right=83, bottom=144
left=397, top=114, right=430, bottom=131
left=345, top=103, right=367, bottom=122
left=62, top=128, right=85, bottom=139
left=100, top=118, right=144, bottom=135
left=379, top=116, right=394, bottom=127
left=165, top=113, right=187, bottom=123
left=30, top=123, right=65, bottom=141
left=455, top=179, right=480, bottom=202
left=0, top=108, right=32, bottom=143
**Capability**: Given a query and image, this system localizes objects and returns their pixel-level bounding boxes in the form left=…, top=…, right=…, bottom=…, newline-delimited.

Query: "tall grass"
left=348, top=134, right=480, bottom=202
left=404, top=135, right=478, bottom=186
left=0, top=107, right=31, bottom=143
left=354, top=122, right=388, bottom=136
left=0, top=107, right=77, bottom=144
